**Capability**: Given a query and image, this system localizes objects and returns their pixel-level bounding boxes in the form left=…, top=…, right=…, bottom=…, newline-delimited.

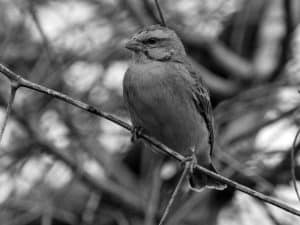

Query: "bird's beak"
left=125, top=39, right=142, bottom=52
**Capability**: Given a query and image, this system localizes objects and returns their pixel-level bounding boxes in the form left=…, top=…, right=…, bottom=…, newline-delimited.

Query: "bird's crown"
left=126, top=25, right=186, bottom=62
left=133, top=25, right=178, bottom=43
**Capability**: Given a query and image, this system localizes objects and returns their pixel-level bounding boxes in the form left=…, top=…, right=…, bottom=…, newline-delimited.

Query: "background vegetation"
left=0, top=0, right=300, bottom=224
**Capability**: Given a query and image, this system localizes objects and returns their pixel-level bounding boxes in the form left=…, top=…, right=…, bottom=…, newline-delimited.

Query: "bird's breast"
left=123, top=62, right=209, bottom=155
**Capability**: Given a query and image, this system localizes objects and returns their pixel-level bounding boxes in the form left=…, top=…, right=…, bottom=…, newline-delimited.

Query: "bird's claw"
left=131, top=126, right=144, bottom=142
left=181, top=154, right=197, bottom=174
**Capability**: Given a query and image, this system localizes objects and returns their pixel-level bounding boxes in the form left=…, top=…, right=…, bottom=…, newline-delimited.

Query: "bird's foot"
left=181, top=154, right=197, bottom=174
left=131, top=126, right=144, bottom=142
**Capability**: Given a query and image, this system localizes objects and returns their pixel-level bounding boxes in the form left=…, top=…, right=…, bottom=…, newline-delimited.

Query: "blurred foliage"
left=0, top=0, right=300, bottom=225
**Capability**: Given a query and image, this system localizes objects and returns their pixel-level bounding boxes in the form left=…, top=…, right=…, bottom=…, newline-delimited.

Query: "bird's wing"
left=183, top=60, right=215, bottom=156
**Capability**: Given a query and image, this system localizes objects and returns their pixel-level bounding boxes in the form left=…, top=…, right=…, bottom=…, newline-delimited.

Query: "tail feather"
left=188, top=163, right=227, bottom=192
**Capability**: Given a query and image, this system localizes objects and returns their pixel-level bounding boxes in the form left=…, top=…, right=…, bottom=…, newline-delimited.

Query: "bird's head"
left=125, top=25, right=186, bottom=62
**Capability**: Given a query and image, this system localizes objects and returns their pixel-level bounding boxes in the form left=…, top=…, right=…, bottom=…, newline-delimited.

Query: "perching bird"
left=123, top=25, right=226, bottom=191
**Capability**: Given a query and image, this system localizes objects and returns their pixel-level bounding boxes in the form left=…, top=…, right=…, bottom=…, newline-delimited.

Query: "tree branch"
left=38, top=140, right=144, bottom=213
left=122, top=0, right=154, bottom=26
left=229, top=105, right=300, bottom=144
left=154, top=0, right=166, bottom=26
left=145, top=163, right=162, bottom=225
left=292, top=128, right=300, bottom=202
left=28, top=2, right=53, bottom=62
left=269, top=0, right=295, bottom=81
left=0, top=83, right=18, bottom=144
left=0, top=62, right=300, bottom=217
left=159, top=162, right=189, bottom=225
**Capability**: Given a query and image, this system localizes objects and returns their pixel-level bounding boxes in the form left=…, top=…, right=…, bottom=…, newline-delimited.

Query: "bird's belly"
left=128, top=80, right=208, bottom=155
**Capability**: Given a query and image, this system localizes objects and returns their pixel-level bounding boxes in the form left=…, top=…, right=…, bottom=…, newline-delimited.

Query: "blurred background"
left=0, top=0, right=300, bottom=224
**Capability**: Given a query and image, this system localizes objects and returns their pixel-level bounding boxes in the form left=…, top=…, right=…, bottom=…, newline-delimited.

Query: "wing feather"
left=183, top=60, right=215, bottom=156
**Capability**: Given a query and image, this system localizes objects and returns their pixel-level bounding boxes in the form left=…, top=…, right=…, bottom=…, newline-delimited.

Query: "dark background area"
left=0, top=0, right=300, bottom=224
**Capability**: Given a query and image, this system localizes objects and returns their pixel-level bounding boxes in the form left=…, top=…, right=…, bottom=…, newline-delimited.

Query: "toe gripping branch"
left=131, top=126, right=144, bottom=142
left=181, top=154, right=198, bottom=174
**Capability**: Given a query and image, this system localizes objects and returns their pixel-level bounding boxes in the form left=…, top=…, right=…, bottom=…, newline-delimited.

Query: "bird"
left=123, top=24, right=226, bottom=191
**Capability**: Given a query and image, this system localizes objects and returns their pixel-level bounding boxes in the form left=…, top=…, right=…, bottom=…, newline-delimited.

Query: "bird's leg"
left=181, top=147, right=198, bottom=174
left=131, top=126, right=144, bottom=142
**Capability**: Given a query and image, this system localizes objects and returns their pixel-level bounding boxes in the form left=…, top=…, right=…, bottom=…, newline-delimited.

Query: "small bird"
left=123, top=25, right=226, bottom=191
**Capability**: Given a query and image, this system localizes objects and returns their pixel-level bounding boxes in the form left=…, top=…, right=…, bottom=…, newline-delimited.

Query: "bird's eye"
left=143, top=38, right=158, bottom=45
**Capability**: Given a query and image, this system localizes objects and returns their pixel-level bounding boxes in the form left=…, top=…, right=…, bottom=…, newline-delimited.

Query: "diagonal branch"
left=38, top=140, right=144, bottom=212
left=269, top=0, right=295, bottom=81
left=292, top=128, right=300, bottom=202
left=28, top=2, right=53, bottom=62
left=145, top=162, right=162, bottom=225
left=158, top=162, right=189, bottom=225
left=0, top=63, right=300, bottom=217
left=229, top=105, right=300, bottom=144
left=154, top=0, right=166, bottom=26
left=0, top=83, right=18, bottom=144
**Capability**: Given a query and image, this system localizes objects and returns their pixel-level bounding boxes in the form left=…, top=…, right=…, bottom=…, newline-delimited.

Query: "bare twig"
left=145, top=163, right=162, bottom=225
left=61, top=107, right=139, bottom=191
left=154, top=0, right=166, bottom=26
left=229, top=105, right=300, bottom=144
left=216, top=150, right=274, bottom=191
left=257, top=201, right=282, bottom=225
left=28, top=2, right=53, bottom=62
left=158, top=163, right=189, bottom=225
left=269, top=0, right=295, bottom=81
left=2, top=198, right=76, bottom=225
left=0, top=84, right=18, bottom=144
left=1, top=63, right=300, bottom=217
left=38, top=140, right=144, bottom=211
left=165, top=191, right=200, bottom=225
left=41, top=206, right=53, bottom=225
left=123, top=0, right=154, bottom=26
left=292, top=128, right=300, bottom=202
left=6, top=212, right=40, bottom=225
left=81, top=192, right=101, bottom=225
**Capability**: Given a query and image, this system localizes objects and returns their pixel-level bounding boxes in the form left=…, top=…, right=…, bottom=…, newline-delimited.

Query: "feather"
left=179, top=59, right=215, bottom=157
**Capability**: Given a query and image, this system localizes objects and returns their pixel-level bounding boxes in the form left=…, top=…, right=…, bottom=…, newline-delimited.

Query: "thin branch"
left=2, top=198, right=76, bottom=225
left=257, top=201, right=282, bottom=225
left=269, top=0, right=295, bottom=81
left=0, top=84, right=18, bottom=144
left=0, top=63, right=300, bottom=216
left=61, top=106, right=139, bottom=191
left=123, top=0, right=154, bottom=26
left=145, top=163, right=162, bottom=225
left=229, top=105, right=300, bottom=144
left=81, top=192, right=101, bottom=225
left=41, top=206, right=53, bottom=225
left=6, top=211, right=40, bottom=225
left=38, top=140, right=144, bottom=212
left=28, top=2, right=53, bottom=62
left=143, top=0, right=161, bottom=24
left=216, top=150, right=274, bottom=191
left=292, top=128, right=300, bottom=202
left=159, top=163, right=189, bottom=225
left=0, top=63, right=132, bottom=132
left=165, top=191, right=201, bottom=225
left=154, top=0, right=166, bottom=26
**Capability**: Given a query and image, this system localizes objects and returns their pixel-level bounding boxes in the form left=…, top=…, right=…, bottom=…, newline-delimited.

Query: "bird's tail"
left=188, top=163, right=227, bottom=191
